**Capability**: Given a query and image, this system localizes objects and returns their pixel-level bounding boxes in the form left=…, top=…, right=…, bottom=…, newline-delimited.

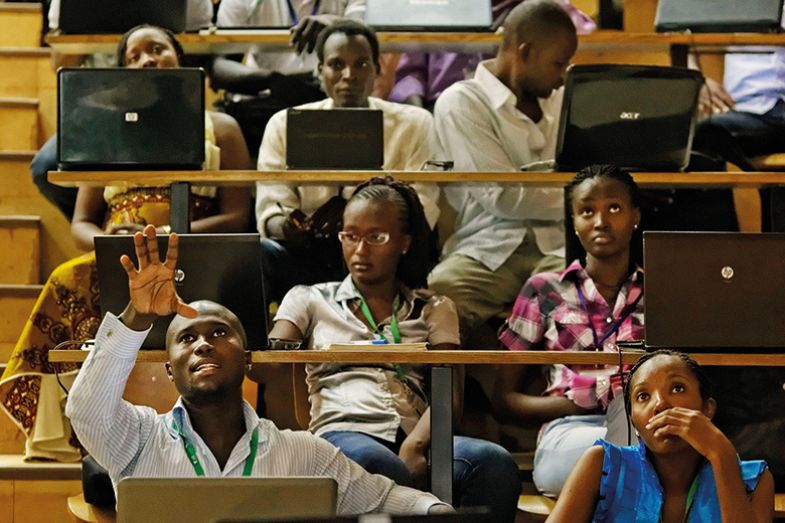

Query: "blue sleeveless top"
left=592, top=439, right=767, bottom=522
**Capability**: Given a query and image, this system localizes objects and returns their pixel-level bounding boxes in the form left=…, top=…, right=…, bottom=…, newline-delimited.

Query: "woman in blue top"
left=548, top=350, right=774, bottom=522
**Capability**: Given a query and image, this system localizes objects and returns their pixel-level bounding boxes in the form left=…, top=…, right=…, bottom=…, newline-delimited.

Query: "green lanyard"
left=660, top=475, right=700, bottom=523
left=172, top=421, right=259, bottom=477
left=357, top=292, right=407, bottom=381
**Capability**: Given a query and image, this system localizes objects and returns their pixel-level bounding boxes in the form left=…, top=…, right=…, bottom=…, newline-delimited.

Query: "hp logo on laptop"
left=174, top=269, right=185, bottom=283
left=720, top=266, right=734, bottom=281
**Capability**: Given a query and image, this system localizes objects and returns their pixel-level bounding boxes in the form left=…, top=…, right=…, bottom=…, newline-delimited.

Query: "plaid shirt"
left=499, top=260, right=644, bottom=407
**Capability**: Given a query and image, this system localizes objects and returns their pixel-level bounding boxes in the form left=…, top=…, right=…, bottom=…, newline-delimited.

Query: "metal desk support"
left=430, top=366, right=453, bottom=503
left=170, top=182, right=191, bottom=233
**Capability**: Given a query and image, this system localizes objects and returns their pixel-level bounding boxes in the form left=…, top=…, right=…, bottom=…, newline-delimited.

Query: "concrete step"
left=0, top=152, right=80, bottom=278
left=0, top=97, right=39, bottom=150
left=0, top=284, right=43, bottom=349
left=0, top=215, right=40, bottom=284
left=0, top=47, right=51, bottom=98
left=0, top=3, right=43, bottom=48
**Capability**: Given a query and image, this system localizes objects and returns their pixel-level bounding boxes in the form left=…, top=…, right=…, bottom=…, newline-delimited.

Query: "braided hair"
left=116, top=24, right=185, bottom=67
left=348, top=176, right=431, bottom=289
left=566, top=164, right=640, bottom=209
left=623, top=349, right=713, bottom=419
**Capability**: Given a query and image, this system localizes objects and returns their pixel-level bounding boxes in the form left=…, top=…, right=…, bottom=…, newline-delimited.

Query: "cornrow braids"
left=566, top=164, right=640, bottom=209
left=116, top=24, right=185, bottom=67
left=349, top=176, right=431, bottom=289
left=623, top=349, right=713, bottom=417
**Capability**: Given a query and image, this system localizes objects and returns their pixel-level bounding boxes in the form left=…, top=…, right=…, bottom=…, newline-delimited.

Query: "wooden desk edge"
left=47, top=349, right=785, bottom=366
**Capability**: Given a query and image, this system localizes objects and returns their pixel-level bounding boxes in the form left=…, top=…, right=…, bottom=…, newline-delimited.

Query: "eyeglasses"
left=338, top=231, right=391, bottom=246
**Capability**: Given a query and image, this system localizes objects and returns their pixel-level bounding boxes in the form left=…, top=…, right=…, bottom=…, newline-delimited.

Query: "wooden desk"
left=45, top=30, right=785, bottom=58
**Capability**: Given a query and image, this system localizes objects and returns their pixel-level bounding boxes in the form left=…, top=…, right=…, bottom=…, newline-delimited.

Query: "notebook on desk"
left=116, top=477, right=337, bottom=523
left=364, top=0, right=493, bottom=32
left=554, top=65, right=704, bottom=172
left=59, top=0, right=189, bottom=34
left=58, top=68, right=205, bottom=170
left=643, top=231, right=785, bottom=349
left=94, top=234, right=267, bottom=350
left=286, top=108, right=384, bottom=170
left=655, top=0, right=784, bottom=33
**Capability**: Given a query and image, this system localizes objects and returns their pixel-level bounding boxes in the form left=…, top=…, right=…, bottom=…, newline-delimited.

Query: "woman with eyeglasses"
left=261, top=176, right=521, bottom=522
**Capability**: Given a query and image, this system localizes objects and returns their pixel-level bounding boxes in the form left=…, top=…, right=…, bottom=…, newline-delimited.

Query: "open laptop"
left=286, top=108, right=384, bottom=170
left=656, top=0, right=784, bottom=33
left=219, top=508, right=494, bottom=522
left=116, top=477, right=337, bottom=523
left=364, top=0, right=492, bottom=32
left=94, top=234, right=267, bottom=350
left=58, top=68, right=205, bottom=171
left=59, top=0, right=189, bottom=34
left=644, top=231, right=785, bottom=349
left=554, top=65, right=704, bottom=172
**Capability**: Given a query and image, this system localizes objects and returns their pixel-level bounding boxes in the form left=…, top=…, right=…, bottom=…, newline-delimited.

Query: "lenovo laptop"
left=644, top=231, right=785, bottom=349
left=58, top=0, right=189, bottom=34
left=117, top=477, right=337, bottom=523
left=286, top=108, right=384, bottom=170
left=554, top=65, right=704, bottom=172
left=94, top=234, right=267, bottom=350
left=365, top=0, right=493, bottom=32
left=58, top=68, right=204, bottom=170
left=656, top=0, right=784, bottom=33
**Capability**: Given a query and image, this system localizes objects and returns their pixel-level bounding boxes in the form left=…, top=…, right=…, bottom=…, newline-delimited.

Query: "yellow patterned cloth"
left=0, top=115, right=220, bottom=461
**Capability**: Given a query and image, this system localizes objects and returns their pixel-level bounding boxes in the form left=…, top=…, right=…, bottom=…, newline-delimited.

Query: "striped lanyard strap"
left=286, top=0, right=321, bottom=25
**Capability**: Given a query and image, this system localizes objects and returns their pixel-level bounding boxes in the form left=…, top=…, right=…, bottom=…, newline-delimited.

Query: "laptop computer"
left=656, top=0, right=784, bottom=33
left=219, top=508, right=493, bottom=522
left=365, top=0, right=492, bottom=32
left=554, top=65, right=704, bottom=172
left=94, top=234, right=267, bottom=350
left=116, top=477, right=337, bottom=523
left=644, top=231, right=785, bottom=349
left=286, top=108, right=384, bottom=170
left=58, top=68, right=205, bottom=171
left=59, top=0, right=189, bottom=34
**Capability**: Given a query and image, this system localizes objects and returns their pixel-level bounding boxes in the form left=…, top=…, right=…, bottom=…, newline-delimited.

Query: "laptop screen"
left=95, top=234, right=267, bottom=350
left=555, top=65, right=703, bottom=172
left=655, top=0, right=785, bottom=33
left=286, top=108, right=384, bottom=170
left=58, top=68, right=205, bottom=171
left=644, top=231, right=785, bottom=349
left=59, top=0, right=189, bottom=34
left=364, top=0, right=493, bottom=32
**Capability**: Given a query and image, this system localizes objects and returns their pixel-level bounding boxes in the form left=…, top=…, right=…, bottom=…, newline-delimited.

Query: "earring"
left=633, top=224, right=639, bottom=230
left=402, top=250, right=408, bottom=255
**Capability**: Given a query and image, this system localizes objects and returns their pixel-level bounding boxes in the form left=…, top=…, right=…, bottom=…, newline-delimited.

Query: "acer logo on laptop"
left=620, top=112, right=641, bottom=120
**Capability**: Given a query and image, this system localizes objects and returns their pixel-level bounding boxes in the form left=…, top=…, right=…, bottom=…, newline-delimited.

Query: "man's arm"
left=434, top=89, right=564, bottom=221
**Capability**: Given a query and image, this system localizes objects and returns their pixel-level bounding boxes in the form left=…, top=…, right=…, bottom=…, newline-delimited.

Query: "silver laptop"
left=644, top=232, right=785, bottom=349
left=286, top=108, right=383, bottom=170
left=365, top=0, right=492, bottom=32
left=554, top=65, right=703, bottom=172
left=117, top=477, right=337, bottom=523
left=58, top=68, right=205, bottom=170
left=656, top=0, right=784, bottom=33
left=94, top=234, right=267, bottom=350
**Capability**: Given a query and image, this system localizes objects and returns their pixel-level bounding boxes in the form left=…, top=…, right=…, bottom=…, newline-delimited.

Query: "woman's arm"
left=70, top=185, right=109, bottom=251
left=492, top=364, right=591, bottom=426
left=546, top=445, right=603, bottom=523
left=190, top=112, right=251, bottom=233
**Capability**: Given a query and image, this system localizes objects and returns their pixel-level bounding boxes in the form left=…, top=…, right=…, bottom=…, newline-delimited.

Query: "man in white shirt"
left=428, top=0, right=578, bottom=346
left=65, top=226, right=451, bottom=516
left=255, top=19, right=439, bottom=302
left=212, top=0, right=365, bottom=154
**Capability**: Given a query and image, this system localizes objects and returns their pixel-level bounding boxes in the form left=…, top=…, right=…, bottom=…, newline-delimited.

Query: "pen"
left=370, top=339, right=389, bottom=345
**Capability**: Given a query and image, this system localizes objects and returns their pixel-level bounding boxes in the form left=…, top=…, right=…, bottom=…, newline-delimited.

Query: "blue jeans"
left=31, top=134, right=78, bottom=220
left=322, top=431, right=520, bottom=523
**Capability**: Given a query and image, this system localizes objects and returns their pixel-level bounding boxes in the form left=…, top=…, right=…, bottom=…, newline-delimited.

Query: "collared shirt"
left=724, top=47, right=785, bottom=115
left=255, top=96, right=440, bottom=235
left=389, top=52, right=486, bottom=106
left=498, top=260, right=644, bottom=399
left=217, top=0, right=365, bottom=75
left=65, top=313, right=444, bottom=515
left=274, top=276, right=460, bottom=441
left=434, top=59, right=566, bottom=271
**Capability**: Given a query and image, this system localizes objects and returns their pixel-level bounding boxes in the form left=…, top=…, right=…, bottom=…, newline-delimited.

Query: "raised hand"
left=119, top=225, right=197, bottom=320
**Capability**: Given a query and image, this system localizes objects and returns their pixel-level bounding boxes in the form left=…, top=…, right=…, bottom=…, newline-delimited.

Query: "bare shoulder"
left=207, top=110, right=242, bottom=139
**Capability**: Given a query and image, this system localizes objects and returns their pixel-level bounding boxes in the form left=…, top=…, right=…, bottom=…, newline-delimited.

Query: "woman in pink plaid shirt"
left=492, top=164, right=644, bottom=497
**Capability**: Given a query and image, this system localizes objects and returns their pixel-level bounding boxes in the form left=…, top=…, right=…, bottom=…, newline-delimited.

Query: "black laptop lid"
left=365, top=0, right=492, bottom=32
left=286, top=108, right=384, bottom=170
left=58, top=68, right=205, bottom=170
left=59, top=0, right=188, bottom=34
left=656, top=0, right=784, bottom=33
left=644, top=232, right=785, bottom=349
left=555, top=65, right=703, bottom=172
left=95, top=234, right=267, bottom=350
